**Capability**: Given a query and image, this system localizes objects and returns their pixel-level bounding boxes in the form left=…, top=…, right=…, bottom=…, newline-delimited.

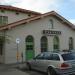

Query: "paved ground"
left=0, top=69, right=28, bottom=75
left=0, top=63, right=45, bottom=75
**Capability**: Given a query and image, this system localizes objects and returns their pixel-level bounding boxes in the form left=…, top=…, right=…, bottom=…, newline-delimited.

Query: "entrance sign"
left=16, top=38, right=20, bottom=44
left=42, top=30, right=61, bottom=36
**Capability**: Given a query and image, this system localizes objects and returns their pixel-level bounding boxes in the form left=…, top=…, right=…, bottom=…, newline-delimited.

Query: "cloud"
left=0, top=0, right=20, bottom=5
left=14, top=0, right=62, bottom=13
left=0, top=0, right=62, bottom=13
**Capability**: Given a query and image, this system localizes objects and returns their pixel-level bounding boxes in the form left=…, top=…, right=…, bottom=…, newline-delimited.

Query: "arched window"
left=26, top=35, right=34, bottom=51
left=49, top=19, right=54, bottom=29
left=53, top=36, right=59, bottom=51
left=41, top=36, right=48, bottom=52
left=69, top=37, right=73, bottom=50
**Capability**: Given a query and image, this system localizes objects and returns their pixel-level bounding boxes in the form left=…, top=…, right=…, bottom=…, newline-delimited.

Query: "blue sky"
left=0, top=0, right=75, bottom=24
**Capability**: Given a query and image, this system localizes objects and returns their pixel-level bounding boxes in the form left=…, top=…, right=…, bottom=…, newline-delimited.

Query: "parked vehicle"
left=26, top=51, right=75, bottom=75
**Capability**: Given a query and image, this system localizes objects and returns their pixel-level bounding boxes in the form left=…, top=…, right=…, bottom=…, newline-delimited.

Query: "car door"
left=40, top=53, right=60, bottom=71
left=31, top=53, right=44, bottom=70
left=49, top=53, right=61, bottom=68
left=39, top=53, right=53, bottom=72
left=34, top=53, right=53, bottom=72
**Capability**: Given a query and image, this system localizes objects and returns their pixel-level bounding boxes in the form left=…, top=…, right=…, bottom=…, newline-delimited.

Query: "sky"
left=0, top=0, right=75, bottom=24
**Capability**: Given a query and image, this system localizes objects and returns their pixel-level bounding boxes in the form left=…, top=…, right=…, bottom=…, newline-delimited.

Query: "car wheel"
left=47, top=67, right=58, bottom=75
left=26, top=63, right=31, bottom=70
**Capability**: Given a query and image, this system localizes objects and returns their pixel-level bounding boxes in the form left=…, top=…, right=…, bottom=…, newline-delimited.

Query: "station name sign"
left=42, top=30, right=61, bottom=36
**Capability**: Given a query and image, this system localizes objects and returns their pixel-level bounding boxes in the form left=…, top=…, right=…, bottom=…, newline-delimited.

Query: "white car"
left=26, top=51, right=75, bottom=75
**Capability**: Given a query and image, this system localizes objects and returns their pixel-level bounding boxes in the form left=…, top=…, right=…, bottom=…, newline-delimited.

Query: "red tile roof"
left=0, top=5, right=41, bottom=15
left=0, top=11, right=75, bottom=31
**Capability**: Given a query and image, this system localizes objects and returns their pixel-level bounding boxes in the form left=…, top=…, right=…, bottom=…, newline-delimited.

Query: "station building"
left=0, top=5, right=75, bottom=64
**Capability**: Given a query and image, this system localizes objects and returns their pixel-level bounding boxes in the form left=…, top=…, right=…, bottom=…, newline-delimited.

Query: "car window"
left=35, top=53, right=60, bottom=60
left=62, top=53, right=75, bottom=61
left=35, top=53, right=44, bottom=59
left=52, top=54, right=60, bottom=60
left=44, top=53, right=53, bottom=60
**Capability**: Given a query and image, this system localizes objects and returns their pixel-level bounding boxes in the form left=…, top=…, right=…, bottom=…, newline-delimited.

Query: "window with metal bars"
left=69, top=37, right=74, bottom=50
left=41, top=36, right=48, bottom=52
left=0, top=16, right=8, bottom=25
left=53, top=36, right=59, bottom=51
left=26, top=35, right=34, bottom=51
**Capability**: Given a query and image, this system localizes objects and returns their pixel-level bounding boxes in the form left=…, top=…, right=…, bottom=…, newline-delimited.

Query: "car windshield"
left=62, top=53, right=75, bottom=61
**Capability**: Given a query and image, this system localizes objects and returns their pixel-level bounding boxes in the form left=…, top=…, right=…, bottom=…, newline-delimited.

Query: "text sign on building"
left=42, top=30, right=61, bottom=36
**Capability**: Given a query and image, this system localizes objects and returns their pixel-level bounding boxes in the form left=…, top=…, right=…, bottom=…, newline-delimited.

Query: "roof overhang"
left=0, top=11, right=75, bottom=31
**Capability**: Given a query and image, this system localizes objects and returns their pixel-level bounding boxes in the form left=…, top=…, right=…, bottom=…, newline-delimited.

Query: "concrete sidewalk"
left=0, top=68, right=29, bottom=75
left=0, top=63, right=44, bottom=75
left=0, top=62, right=27, bottom=71
left=0, top=62, right=29, bottom=75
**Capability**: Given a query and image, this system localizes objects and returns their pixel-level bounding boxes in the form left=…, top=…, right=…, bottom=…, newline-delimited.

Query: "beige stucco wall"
left=0, top=10, right=35, bottom=24
left=4, top=16, right=75, bottom=64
